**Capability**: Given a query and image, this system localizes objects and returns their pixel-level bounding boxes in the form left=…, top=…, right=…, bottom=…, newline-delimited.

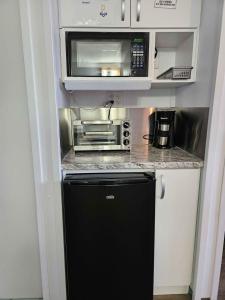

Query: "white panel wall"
left=175, top=0, right=224, bottom=108
left=0, top=0, right=42, bottom=298
left=68, top=89, right=175, bottom=108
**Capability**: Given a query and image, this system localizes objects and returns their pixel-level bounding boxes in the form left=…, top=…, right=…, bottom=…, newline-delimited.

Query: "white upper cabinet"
left=131, top=0, right=202, bottom=28
left=58, top=0, right=131, bottom=28
left=58, top=0, right=202, bottom=29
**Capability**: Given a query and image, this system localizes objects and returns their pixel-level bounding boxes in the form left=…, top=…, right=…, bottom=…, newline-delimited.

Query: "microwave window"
left=70, top=40, right=131, bottom=77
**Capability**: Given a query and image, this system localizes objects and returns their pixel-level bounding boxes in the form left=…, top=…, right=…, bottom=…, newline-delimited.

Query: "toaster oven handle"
left=84, top=131, right=114, bottom=136
left=121, top=0, right=125, bottom=21
left=137, top=0, right=141, bottom=22
left=81, top=121, right=113, bottom=125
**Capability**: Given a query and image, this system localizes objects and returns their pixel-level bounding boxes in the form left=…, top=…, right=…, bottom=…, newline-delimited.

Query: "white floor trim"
left=154, top=286, right=189, bottom=295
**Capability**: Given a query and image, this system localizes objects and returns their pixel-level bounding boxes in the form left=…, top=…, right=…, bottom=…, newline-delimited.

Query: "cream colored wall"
left=0, top=0, right=42, bottom=298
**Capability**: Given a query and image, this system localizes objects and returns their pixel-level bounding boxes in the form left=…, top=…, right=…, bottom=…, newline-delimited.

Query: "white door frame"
left=19, top=0, right=225, bottom=300
left=210, top=12, right=225, bottom=288
left=193, top=2, right=225, bottom=298
left=209, top=8, right=225, bottom=297
left=19, top=1, right=67, bottom=300
left=211, top=166, right=225, bottom=299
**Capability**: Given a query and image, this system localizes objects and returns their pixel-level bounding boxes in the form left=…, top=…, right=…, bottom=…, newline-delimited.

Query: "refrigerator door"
left=63, top=173, right=155, bottom=300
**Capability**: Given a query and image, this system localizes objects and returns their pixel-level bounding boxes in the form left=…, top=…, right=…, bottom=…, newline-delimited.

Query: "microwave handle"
left=121, top=0, right=125, bottom=21
left=136, top=0, right=141, bottom=22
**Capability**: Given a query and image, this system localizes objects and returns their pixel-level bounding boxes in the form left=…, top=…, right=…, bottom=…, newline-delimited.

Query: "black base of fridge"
left=62, top=173, right=155, bottom=300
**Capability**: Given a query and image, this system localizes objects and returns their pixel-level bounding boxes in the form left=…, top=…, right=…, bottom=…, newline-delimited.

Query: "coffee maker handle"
left=152, top=120, right=158, bottom=145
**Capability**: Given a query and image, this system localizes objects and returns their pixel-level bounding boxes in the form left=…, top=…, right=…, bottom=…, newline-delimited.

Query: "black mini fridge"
left=62, top=173, right=155, bottom=300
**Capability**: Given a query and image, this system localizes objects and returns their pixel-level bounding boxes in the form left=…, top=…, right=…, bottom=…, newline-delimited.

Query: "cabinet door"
left=59, top=0, right=131, bottom=28
left=131, top=0, right=201, bottom=28
left=154, top=169, right=200, bottom=295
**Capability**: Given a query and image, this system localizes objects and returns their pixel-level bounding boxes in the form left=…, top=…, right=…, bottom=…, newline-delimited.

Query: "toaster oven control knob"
left=123, top=139, right=130, bottom=146
left=123, top=122, right=130, bottom=129
left=123, top=131, right=130, bottom=137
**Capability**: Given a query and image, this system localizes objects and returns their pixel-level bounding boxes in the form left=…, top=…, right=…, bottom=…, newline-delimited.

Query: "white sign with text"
left=154, top=0, right=177, bottom=9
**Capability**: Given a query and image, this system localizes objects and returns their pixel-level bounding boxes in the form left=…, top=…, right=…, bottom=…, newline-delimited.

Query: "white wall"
left=68, top=89, right=175, bottom=108
left=175, top=0, right=224, bottom=108
left=0, top=0, right=42, bottom=298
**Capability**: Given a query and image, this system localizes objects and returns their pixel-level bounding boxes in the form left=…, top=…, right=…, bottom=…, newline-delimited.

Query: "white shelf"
left=64, top=77, right=151, bottom=91
left=152, top=79, right=195, bottom=88
left=153, top=30, right=198, bottom=86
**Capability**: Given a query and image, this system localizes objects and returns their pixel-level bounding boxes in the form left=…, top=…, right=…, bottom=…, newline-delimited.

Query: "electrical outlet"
left=108, top=93, right=121, bottom=106
left=113, top=94, right=120, bottom=106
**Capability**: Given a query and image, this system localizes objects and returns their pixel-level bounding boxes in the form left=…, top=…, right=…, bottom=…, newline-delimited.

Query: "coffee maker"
left=151, top=109, right=175, bottom=149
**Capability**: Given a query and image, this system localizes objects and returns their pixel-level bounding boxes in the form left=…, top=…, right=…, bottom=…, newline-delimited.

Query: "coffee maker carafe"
left=152, top=110, right=175, bottom=149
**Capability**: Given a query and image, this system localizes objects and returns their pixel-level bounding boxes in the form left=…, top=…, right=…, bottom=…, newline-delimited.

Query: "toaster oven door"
left=73, top=120, right=126, bottom=151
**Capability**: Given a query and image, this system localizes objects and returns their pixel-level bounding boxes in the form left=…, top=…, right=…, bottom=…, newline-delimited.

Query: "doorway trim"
left=193, top=2, right=225, bottom=298
left=19, top=0, right=225, bottom=300
left=211, top=167, right=225, bottom=299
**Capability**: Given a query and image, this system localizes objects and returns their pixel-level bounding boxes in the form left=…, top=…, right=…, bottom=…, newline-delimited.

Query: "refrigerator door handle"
left=64, top=173, right=155, bottom=186
left=68, top=178, right=151, bottom=186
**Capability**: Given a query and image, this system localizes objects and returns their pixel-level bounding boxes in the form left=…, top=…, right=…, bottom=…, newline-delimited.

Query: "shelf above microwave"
left=63, top=77, right=151, bottom=91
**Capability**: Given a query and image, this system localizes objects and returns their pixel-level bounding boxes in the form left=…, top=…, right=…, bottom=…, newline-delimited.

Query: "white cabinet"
left=131, top=0, right=202, bottom=29
left=58, top=0, right=201, bottom=29
left=154, top=169, right=200, bottom=295
left=58, top=2, right=201, bottom=89
left=58, top=0, right=130, bottom=28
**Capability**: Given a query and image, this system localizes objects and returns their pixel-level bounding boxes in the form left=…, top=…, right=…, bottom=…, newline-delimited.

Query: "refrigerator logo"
left=106, top=195, right=115, bottom=200
left=100, top=4, right=108, bottom=17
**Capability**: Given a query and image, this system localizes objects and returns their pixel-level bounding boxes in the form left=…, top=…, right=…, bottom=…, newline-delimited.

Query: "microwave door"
left=70, top=40, right=131, bottom=77
left=64, top=32, right=150, bottom=90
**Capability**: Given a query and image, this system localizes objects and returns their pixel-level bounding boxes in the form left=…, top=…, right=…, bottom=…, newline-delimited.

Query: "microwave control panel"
left=131, top=39, right=148, bottom=77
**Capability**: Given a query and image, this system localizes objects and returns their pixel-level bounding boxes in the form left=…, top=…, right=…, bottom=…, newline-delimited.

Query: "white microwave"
left=60, top=29, right=151, bottom=90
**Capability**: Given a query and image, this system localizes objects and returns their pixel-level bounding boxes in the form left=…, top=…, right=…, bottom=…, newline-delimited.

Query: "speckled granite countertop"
left=62, top=145, right=203, bottom=173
